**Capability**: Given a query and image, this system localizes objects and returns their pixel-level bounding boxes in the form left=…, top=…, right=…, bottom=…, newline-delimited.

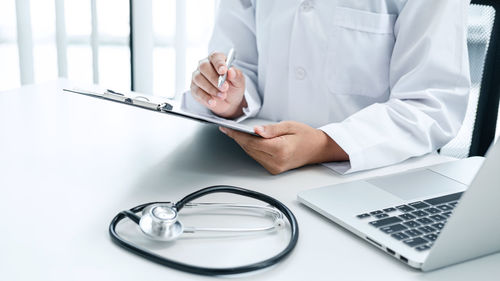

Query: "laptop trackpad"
left=367, top=169, right=467, bottom=201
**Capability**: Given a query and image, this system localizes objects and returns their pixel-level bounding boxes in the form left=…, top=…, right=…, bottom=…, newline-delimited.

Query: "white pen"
left=217, top=48, right=236, bottom=88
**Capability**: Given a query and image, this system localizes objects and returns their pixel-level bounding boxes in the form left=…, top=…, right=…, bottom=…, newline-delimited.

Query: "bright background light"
left=0, top=0, right=216, bottom=97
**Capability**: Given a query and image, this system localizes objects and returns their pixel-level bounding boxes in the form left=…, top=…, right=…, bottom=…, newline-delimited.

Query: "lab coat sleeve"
left=320, top=0, right=471, bottom=174
left=182, top=0, right=261, bottom=122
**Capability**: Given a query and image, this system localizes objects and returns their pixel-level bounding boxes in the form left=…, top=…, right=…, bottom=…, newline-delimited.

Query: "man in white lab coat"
left=186, top=0, right=471, bottom=174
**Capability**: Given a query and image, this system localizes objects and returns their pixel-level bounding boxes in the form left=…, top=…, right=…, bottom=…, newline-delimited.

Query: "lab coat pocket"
left=327, top=7, right=396, bottom=97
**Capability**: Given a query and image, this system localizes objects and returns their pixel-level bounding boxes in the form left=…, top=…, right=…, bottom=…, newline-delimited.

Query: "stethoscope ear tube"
left=109, top=185, right=299, bottom=276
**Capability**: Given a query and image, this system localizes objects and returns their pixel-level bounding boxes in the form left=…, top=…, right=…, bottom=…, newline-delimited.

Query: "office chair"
left=441, top=0, right=500, bottom=158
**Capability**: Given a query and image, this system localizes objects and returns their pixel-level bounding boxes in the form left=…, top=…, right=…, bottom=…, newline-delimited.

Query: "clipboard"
left=63, top=88, right=258, bottom=136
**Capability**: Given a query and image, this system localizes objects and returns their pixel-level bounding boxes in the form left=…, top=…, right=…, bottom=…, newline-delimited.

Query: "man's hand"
left=190, top=52, right=247, bottom=119
left=219, top=121, right=349, bottom=174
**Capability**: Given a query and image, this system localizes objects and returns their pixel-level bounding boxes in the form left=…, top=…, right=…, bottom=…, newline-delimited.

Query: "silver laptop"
left=298, top=140, right=500, bottom=271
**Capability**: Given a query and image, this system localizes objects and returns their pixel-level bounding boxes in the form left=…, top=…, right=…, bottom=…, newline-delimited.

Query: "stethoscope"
left=109, top=185, right=299, bottom=276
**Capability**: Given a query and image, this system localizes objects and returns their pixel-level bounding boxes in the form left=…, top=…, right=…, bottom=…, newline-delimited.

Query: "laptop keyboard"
left=357, top=192, right=463, bottom=251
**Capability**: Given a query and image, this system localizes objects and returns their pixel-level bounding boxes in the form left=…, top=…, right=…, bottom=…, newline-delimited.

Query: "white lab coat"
left=184, top=0, right=471, bottom=174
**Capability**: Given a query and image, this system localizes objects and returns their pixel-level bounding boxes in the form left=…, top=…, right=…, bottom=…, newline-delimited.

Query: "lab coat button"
left=295, top=67, right=306, bottom=80
left=301, top=1, right=314, bottom=12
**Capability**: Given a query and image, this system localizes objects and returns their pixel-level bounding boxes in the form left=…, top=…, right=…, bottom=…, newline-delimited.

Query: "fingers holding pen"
left=190, top=79, right=233, bottom=112
left=209, top=52, right=229, bottom=75
left=226, top=67, right=245, bottom=89
left=191, top=50, right=245, bottom=118
left=197, top=58, right=229, bottom=94
left=190, top=81, right=216, bottom=108
left=192, top=69, right=226, bottom=99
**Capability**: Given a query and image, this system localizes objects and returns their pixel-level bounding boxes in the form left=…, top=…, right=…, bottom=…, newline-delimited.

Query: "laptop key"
left=429, top=214, right=447, bottom=221
left=403, top=220, right=421, bottom=228
left=418, top=226, right=436, bottom=233
left=442, top=211, right=452, bottom=218
left=424, top=192, right=463, bottom=205
left=370, top=210, right=383, bottom=215
left=396, top=205, right=415, bottom=212
left=403, top=237, right=428, bottom=247
left=424, top=207, right=441, bottom=214
left=369, top=216, right=403, bottom=228
left=417, top=217, right=434, bottom=225
left=375, top=213, right=389, bottom=219
left=412, top=210, right=429, bottom=217
left=404, top=229, right=423, bottom=237
left=399, top=214, right=416, bottom=220
left=383, top=207, right=397, bottom=213
left=437, top=205, right=453, bottom=211
left=449, top=201, right=459, bottom=207
left=380, top=224, right=407, bottom=234
left=432, top=223, right=445, bottom=230
left=424, top=233, right=438, bottom=241
left=391, top=232, right=410, bottom=240
left=415, top=244, right=431, bottom=251
left=357, top=213, right=371, bottom=219
left=409, top=202, right=431, bottom=209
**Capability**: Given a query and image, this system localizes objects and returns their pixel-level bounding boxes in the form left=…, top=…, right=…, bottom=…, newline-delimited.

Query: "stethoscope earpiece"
left=139, top=203, right=184, bottom=241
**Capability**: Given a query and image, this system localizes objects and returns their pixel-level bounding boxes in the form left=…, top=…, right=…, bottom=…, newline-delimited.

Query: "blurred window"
left=0, top=0, right=216, bottom=97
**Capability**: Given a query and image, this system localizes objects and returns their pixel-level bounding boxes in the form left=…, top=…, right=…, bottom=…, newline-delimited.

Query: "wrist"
left=311, top=129, right=349, bottom=164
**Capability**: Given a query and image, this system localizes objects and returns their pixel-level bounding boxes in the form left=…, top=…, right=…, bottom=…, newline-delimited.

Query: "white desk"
left=1, top=80, right=498, bottom=280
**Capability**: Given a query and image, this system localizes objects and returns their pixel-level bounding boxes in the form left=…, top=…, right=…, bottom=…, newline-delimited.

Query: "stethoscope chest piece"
left=139, top=203, right=184, bottom=241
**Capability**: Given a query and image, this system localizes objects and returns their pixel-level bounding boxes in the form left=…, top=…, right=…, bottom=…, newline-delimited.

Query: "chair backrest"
left=440, top=0, right=500, bottom=158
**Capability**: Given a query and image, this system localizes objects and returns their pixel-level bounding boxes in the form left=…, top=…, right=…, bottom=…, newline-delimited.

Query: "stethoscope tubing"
left=109, top=185, right=299, bottom=276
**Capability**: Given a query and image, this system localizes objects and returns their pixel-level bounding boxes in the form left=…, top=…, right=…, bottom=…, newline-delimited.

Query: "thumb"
left=255, top=122, right=294, bottom=138
left=227, top=67, right=245, bottom=88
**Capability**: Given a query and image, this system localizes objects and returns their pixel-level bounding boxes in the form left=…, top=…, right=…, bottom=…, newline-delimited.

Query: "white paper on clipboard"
left=63, top=88, right=258, bottom=136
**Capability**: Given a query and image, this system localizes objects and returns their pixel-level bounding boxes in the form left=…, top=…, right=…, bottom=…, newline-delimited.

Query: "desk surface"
left=1, top=80, right=498, bottom=281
